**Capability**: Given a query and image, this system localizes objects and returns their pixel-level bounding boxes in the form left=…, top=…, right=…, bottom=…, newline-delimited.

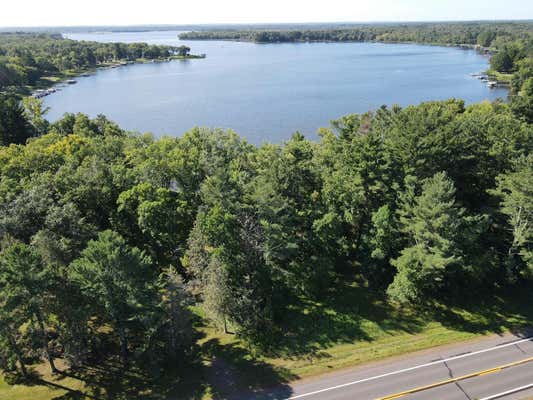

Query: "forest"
left=0, top=87, right=532, bottom=397
left=179, top=21, right=533, bottom=44
left=0, top=33, right=191, bottom=92
left=0, top=23, right=532, bottom=399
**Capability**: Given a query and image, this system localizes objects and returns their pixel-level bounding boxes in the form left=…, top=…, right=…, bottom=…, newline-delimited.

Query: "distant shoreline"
left=28, top=55, right=206, bottom=98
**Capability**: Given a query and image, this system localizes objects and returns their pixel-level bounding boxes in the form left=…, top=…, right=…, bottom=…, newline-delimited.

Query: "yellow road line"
left=376, top=356, right=533, bottom=400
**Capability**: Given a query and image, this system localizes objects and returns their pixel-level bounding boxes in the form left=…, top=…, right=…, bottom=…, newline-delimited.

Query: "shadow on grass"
left=28, top=341, right=294, bottom=400
left=2, top=367, right=42, bottom=386
left=266, top=281, right=427, bottom=360
left=40, top=354, right=294, bottom=400
left=208, top=281, right=533, bottom=399
left=43, top=359, right=208, bottom=400
left=12, top=282, right=532, bottom=400
left=201, top=339, right=296, bottom=400
left=279, top=280, right=533, bottom=359
left=422, top=284, right=533, bottom=337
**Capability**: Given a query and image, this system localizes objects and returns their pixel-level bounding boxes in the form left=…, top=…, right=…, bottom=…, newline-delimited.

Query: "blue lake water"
left=43, top=31, right=508, bottom=144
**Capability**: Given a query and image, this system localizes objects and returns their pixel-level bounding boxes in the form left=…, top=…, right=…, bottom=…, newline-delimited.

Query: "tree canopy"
left=0, top=96, right=531, bottom=376
left=0, top=25, right=532, bottom=390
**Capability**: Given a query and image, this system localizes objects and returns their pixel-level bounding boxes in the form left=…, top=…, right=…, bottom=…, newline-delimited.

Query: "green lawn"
left=1, top=282, right=532, bottom=400
left=0, top=363, right=88, bottom=400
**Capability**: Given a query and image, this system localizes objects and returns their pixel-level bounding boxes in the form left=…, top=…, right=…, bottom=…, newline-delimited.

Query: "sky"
left=0, top=0, right=532, bottom=27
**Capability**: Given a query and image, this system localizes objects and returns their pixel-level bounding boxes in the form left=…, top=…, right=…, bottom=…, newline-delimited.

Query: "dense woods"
left=179, top=22, right=532, bottom=48
left=0, top=94, right=531, bottom=383
left=0, top=33, right=189, bottom=92
left=0, top=23, right=533, bottom=397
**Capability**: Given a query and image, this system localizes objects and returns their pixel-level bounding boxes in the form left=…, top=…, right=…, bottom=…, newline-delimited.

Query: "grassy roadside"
left=1, top=282, right=531, bottom=400
left=198, top=282, right=533, bottom=383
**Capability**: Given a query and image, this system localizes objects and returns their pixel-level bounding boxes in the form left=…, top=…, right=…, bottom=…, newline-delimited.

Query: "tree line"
left=180, top=22, right=533, bottom=121
left=0, top=33, right=190, bottom=91
left=179, top=21, right=533, bottom=47
left=0, top=92, right=531, bottom=378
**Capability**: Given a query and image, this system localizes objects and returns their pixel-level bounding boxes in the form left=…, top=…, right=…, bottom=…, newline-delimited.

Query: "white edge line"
left=478, top=383, right=533, bottom=400
left=286, top=336, right=533, bottom=400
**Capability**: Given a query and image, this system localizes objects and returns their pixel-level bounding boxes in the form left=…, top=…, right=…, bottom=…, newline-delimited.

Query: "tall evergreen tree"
left=0, top=94, right=34, bottom=146
left=388, top=173, right=466, bottom=303
left=254, top=133, right=331, bottom=297
left=493, top=156, right=533, bottom=279
left=0, top=303, right=28, bottom=378
left=70, top=230, right=156, bottom=366
left=0, top=243, right=58, bottom=373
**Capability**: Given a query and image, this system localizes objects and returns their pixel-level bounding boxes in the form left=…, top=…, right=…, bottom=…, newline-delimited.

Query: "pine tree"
left=0, top=94, right=34, bottom=146
left=70, top=230, right=156, bottom=366
left=0, top=243, right=58, bottom=373
left=203, top=257, right=232, bottom=334
left=388, top=172, right=465, bottom=303
left=493, top=156, right=533, bottom=279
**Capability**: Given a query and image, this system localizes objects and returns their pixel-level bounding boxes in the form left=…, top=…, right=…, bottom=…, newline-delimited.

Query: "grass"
left=0, top=357, right=209, bottom=400
left=1, top=282, right=532, bottom=400
left=0, top=361, right=87, bottom=400
left=196, top=281, right=533, bottom=397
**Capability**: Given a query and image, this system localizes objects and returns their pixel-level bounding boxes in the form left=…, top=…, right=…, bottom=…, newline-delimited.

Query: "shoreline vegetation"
left=179, top=21, right=532, bottom=89
left=0, top=32, right=205, bottom=98
left=177, top=21, right=533, bottom=45
left=29, top=53, right=207, bottom=99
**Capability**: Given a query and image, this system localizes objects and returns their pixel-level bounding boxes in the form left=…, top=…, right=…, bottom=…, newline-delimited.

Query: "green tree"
left=191, top=203, right=275, bottom=344
left=477, top=30, right=496, bottom=47
left=365, top=205, right=400, bottom=287
left=177, top=46, right=191, bottom=57
left=141, top=267, right=193, bottom=367
left=203, top=256, right=233, bottom=334
left=0, top=243, right=58, bottom=373
left=70, top=230, right=156, bottom=365
left=511, top=77, right=533, bottom=123
left=490, top=43, right=524, bottom=73
left=0, top=304, right=28, bottom=378
left=0, top=94, right=34, bottom=146
left=493, top=156, right=533, bottom=279
left=22, top=96, right=50, bottom=136
left=319, top=113, right=398, bottom=276
left=388, top=173, right=465, bottom=303
left=115, top=183, right=190, bottom=267
left=157, top=267, right=193, bottom=361
left=254, top=133, right=331, bottom=298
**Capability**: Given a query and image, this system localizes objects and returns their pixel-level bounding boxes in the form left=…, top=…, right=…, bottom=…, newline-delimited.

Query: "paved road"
left=240, top=332, right=533, bottom=400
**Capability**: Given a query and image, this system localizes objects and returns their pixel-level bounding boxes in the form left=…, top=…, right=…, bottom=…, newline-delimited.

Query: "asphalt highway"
left=241, top=333, right=533, bottom=400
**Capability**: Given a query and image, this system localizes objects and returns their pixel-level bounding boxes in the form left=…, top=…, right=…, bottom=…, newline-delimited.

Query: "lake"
left=44, top=31, right=508, bottom=144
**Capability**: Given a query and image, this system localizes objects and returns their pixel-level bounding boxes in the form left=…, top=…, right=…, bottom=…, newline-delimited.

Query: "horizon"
left=2, top=0, right=533, bottom=28
left=1, top=18, right=533, bottom=31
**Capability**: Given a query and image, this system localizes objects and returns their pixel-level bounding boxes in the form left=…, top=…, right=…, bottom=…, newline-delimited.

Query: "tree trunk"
left=7, top=330, right=28, bottom=378
left=35, top=310, right=58, bottom=374
left=116, top=322, right=128, bottom=367
left=223, top=315, right=228, bottom=334
left=354, top=214, right=367, bottom=254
